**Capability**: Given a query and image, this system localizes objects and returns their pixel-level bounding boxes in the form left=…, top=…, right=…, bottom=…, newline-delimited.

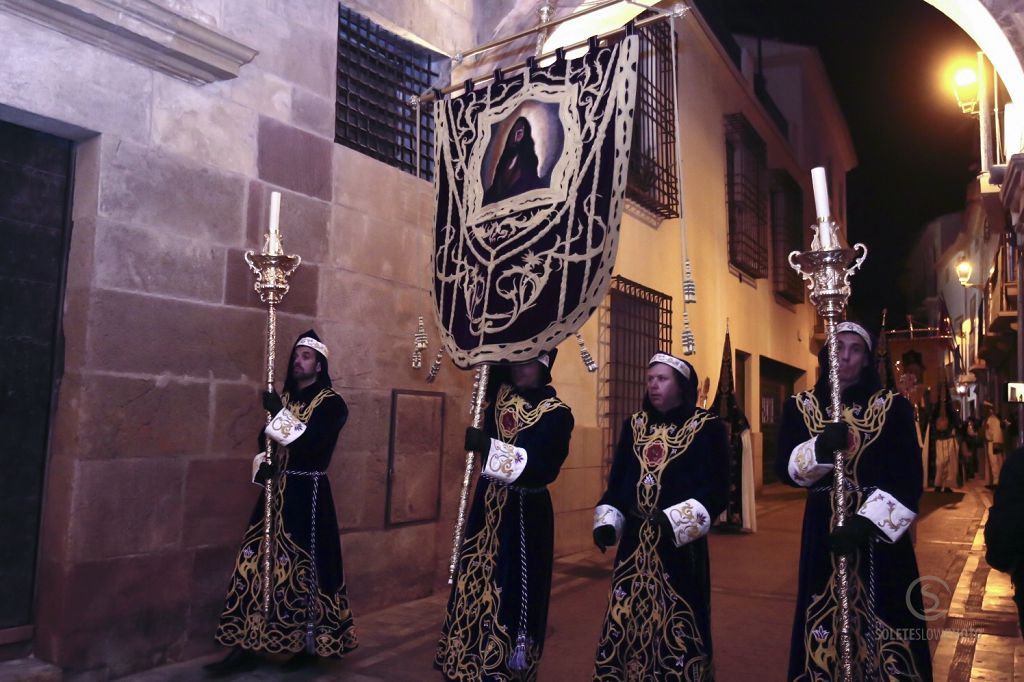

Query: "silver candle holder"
left=788, top=171, right=868, bottom=682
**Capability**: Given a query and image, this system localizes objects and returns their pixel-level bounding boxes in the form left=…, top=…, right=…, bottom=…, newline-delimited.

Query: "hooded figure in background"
left=209, top=330, right=356, bottom=675
left=436, top=349, right=574, bottom=682
left=930, top=382, right=961, bottom=493
left=592, top=352, right=729, bottom=681
left=711, top=326, right=755, bottom=533
left=775, top=322, right=931, bottom=681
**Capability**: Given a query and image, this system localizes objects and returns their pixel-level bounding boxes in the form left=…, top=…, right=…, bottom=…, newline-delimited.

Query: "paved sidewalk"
left=932, top=506, right=1024, bottom=681
left=7, top=480, right=1016, bottom=681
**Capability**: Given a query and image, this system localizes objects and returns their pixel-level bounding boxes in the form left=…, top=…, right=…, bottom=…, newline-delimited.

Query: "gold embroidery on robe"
left=792, top=390, right=922, bottom=681
left=594, top=410, right=715, bottom=682
left=215, top=388, right=356, bottom=657
left=436, top=384, right=568, bottom=681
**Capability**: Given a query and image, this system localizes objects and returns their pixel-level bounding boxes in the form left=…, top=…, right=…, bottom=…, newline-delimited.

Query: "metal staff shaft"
left=260, top=300, right=278, bottom=616
left=448, top=363, right=490, bottom=584
left=824, top=316, right=854, bottom=682
left=790, top=223, right=867, bottom=682
left=245, top=247, right=301, bottom=618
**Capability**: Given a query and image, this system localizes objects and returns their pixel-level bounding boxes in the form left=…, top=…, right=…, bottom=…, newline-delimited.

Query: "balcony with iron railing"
left=984, top=240, right=1018, bottom=336
left=977, top=239, right=1018, bottom=369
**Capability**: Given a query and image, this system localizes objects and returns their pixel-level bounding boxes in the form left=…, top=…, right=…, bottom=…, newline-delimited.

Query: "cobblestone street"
left=76, top=480, right=1019, bottom=681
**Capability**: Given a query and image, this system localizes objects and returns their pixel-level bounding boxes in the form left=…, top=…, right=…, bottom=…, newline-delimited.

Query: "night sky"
left=703, top=0, right=981, bottom=326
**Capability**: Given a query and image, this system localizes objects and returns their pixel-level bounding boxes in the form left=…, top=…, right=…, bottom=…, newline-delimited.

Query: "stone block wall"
left=548, top=425, right=605, bottom=555
left=0, top=0, right=487, bottom=676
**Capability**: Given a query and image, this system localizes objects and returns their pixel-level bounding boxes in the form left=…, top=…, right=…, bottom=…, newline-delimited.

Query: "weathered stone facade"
left=0, top=0, right=491, bottom=676
left=3, top=0, right=1024, bottom=678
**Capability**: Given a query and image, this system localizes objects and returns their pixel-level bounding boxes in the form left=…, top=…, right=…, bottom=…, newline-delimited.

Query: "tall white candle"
left=811, top=167, right=830, bottom=220
left=268, top=191, right=282, bottom=254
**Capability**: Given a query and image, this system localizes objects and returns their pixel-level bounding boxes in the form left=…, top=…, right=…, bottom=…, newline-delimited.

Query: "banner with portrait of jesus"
left=432, top=35, right=639, bottom=368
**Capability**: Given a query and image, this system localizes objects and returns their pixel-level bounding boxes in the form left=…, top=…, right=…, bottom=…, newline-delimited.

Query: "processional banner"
left=432, top=36, right=639, bottom=368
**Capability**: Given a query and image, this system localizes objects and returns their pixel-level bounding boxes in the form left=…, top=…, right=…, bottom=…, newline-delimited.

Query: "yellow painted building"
left=545, top=7, right=856, bottom=555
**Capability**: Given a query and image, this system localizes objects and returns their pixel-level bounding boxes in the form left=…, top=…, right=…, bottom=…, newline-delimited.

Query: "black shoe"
left=203, top=648, right=260, bottom=677
left=281, top=651, right=319, bottom=671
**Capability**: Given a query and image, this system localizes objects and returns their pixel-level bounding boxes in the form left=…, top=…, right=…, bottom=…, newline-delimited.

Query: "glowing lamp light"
left=953, top=66, right=979, bottom=114
left=955, top=255, right=973, bottom=286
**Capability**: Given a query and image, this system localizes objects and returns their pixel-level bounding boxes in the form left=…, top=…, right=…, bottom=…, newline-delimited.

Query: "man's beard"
left=293, top=367, right=317, bottom=383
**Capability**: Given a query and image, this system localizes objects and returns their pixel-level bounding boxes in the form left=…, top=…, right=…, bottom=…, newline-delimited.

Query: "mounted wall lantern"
left=953, top=66, right=979, bottom=115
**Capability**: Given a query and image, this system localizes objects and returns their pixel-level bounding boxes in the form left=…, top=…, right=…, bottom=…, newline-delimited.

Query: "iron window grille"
left=625, top=18, right=679, bottom=219
left=725, top=113, right=768, bottom=279
left=336, top=6, right=443, bottom=180
left=770, top=170, right=805, bottom=303
left=598, top=276, right=673, bottom=475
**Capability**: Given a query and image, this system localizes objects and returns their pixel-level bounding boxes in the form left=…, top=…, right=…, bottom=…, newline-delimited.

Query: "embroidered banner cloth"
left=432, top=36, right=639, bottom=368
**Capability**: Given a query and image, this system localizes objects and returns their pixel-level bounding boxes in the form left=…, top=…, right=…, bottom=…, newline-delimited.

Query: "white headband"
left=649, top=352, right=691, bottom=379
left=836, top=322, right=871, bottom=351
left=296, top=337, right=329, bottom=359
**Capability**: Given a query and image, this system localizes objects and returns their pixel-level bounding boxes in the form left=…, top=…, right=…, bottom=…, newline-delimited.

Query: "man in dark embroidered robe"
left=592, top=352, right=729, bottom=681
left=776, top=321, right=931, bottom=681
left=207, top=330, right=356, bottom=675
left=435, top=350, right=574, bottom=681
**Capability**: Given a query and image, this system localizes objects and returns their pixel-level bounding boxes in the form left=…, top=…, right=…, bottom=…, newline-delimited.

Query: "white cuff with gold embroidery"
left=264, top=408, right=306, bottom=446
left=594, top=504, right=625, bottom=542
left=857, top=488, right=916, bottom=542
left=483, top=439, right=528, bottom=484
left=788, top=435, right=834, bottom=487
left=251, top=452, right=267, bottom=486
left=663, top=498, right=711, bottom=548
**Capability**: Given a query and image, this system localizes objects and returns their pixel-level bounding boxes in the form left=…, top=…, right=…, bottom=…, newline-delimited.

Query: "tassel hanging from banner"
left=669, top=12, right=697, bottom=354
left=412, top=315, right=428, bottom=369
left=426, top=349, right=445, bottom=383
left=682, top=309, right=696, bottom=356
left=575, top=333, right=598, bottom=372
left=683, top=258, right=697, bottom=304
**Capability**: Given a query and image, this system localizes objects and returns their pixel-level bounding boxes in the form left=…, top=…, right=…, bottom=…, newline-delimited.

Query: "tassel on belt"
left=489, top=480, right=545, bottom=671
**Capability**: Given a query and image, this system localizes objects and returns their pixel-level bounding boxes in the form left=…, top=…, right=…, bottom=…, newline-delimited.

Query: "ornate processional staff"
left=448, top=364, right=490, bottom=584
left=245, top=191, right=301, bottom=615
left=789, top=168, right=867, bottom=682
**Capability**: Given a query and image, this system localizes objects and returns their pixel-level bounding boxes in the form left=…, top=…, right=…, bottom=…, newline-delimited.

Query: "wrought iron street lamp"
left=953, top=66, right=979, bottom=115
left=956, top=254, right=973, bottom=286
left=954, top=254, right=977, bottom=412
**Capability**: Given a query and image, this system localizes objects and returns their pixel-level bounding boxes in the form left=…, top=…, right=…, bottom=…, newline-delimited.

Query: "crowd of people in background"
left=922, top=399, right=1016, bottom=493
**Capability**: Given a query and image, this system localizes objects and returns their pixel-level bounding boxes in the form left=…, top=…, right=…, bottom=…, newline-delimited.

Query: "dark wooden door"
left=0, top=119, right=73, bottom=631
left=759, top=357, right=804, bottom=485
